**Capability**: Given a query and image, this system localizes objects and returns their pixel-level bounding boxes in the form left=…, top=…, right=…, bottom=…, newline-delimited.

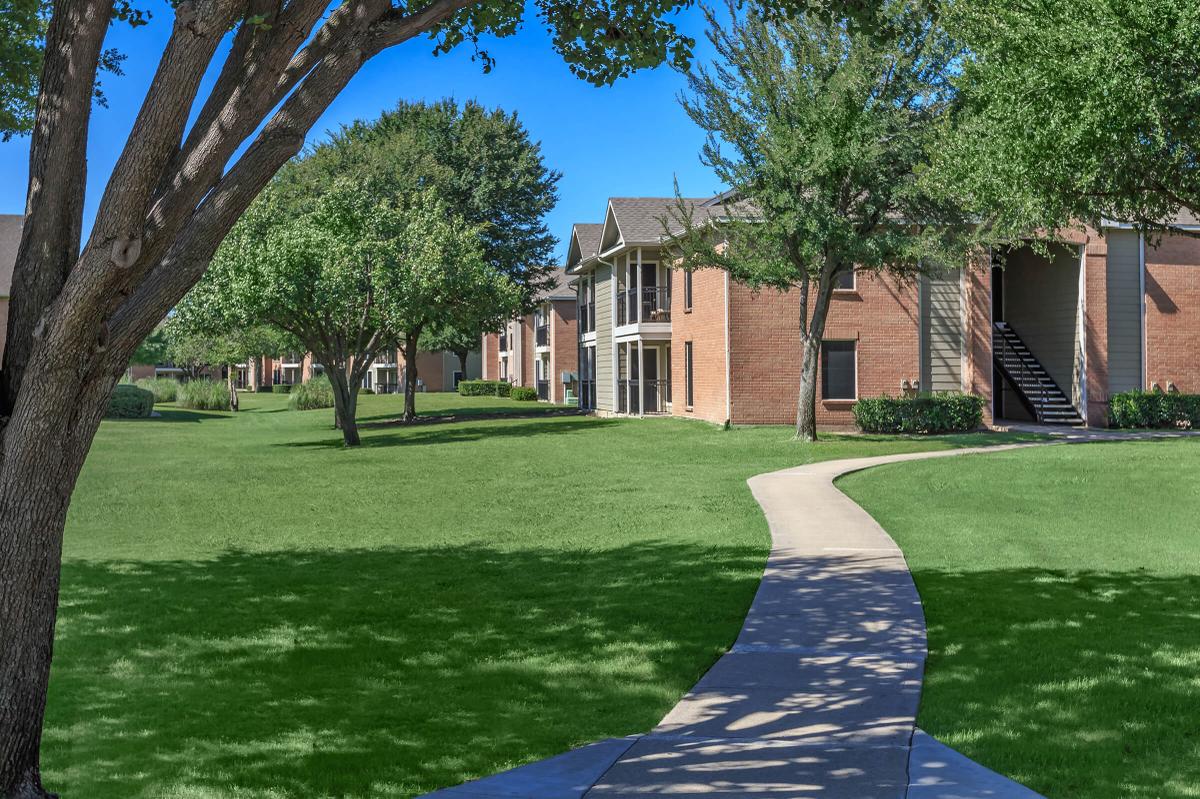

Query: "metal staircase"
left=992, top=322, right=1084, bottom=425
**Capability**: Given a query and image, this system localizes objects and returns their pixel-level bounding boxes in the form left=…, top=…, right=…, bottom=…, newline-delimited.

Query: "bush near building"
left=134, top=377, right=179, bottom=403
left=177, top=380, right=230, bottom=411
left=458, top=380, right=512, bottom=398
left=1109, top=390, right=1200, bottom=429
left=510, top=386, right=537, bottom=401
left=271, top=384, right=292, bottom=394
left=288, top=376, right=336, bottom=411
left=106, top=385, right=155, bottom=419
left=853, top=394, right=985, bottom=434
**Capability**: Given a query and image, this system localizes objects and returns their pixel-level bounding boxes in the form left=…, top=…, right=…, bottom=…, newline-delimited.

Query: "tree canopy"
left=932, top=0, right=1200, bottom=238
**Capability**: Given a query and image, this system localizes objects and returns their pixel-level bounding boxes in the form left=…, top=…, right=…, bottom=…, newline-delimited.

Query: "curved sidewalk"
left=426, top=444, right=1052, bottom=799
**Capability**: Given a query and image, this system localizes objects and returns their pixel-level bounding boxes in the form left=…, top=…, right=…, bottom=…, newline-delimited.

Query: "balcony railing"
left=374, top=382, right=401, bottom=394
left=536, top=379, right=549, bottom=400
left=535, top=324, right=549, bottom=346
left=617, top=378, right=673, bottom=415
left=617, top=287, right=671, bottom=325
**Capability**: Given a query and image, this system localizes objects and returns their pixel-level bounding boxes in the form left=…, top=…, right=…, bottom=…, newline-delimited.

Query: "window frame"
left=833, top=269, right=857, bottom=292
left=684, top=341, right=695, bottom=408
left=820, top=339, right=858, bottom=401
left=683, top=269, right=693, bottom=311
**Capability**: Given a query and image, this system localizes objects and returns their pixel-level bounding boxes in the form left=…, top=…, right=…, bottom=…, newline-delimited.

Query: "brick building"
left=564, top=193, right=1200, bottom=429
left=481, top=267, right=579, bottom=404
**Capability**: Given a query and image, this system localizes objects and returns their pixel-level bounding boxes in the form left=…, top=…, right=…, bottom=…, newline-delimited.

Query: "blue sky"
left=0, top=3, right=724, bottom=264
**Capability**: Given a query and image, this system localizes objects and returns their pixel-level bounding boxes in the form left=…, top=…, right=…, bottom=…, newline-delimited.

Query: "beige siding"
left=1003, top=243, right=1083, bottom=406
left=1106, top=230, right=1143, bottom=394
left=593, top=264, right=614, bottom=411
left=920, top=268, right=963, bottom=392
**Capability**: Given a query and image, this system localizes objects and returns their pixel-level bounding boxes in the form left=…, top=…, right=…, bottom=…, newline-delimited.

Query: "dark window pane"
left=821, top=341, right=856, bottom=400
left=684, top=270, right=693, bottom=309
left=835, top=270, right=855, bottom=290
left=685, top=341, right=695, bottom=406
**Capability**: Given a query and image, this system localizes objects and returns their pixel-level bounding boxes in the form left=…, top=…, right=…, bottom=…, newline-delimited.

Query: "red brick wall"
left=962, top=258, right=994, bottom=426
left=481, top=332, right=500, bottom=381
left=398, top=350, right=446, bottom=392
left=670, top=268, right=729, bottom=424
left=723, top=272, right=920, bottom=428
left=550, top=299, right=578, bottom=403
left=1145, top=234, right=1200, bottom=393
left=1082, top=234, right=1111, bottom=425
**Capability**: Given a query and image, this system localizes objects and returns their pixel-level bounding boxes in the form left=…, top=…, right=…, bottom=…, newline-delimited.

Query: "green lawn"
left=839, top=439, right=1200, bottom=799
left=46, top=391, right=1022, bottom=798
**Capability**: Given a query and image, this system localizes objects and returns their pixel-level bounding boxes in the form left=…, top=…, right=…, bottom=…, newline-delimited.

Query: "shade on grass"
left=839, top=439, right=1200, bottom=799
left=50, top=392, right=1027, bottom=798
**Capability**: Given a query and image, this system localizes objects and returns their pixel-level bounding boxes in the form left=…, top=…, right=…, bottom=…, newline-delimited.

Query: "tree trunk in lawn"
left=403, top=333, right=421, bottom=422
left=326, top=365, right=360, bottom=446
left=457, top=350, right=469, bottom=385
left=227, top=365, right=239, bottom=412
left=794, top=270, right=838, bottom=442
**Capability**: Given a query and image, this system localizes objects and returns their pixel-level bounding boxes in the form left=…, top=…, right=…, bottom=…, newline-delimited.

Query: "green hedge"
left=177, top=380, right=230, bottom=410
left=271, top=383, right=292, bottom=394
left=853, top=393, right=985, bottom=434
left=510, top=386, right=537, bottom=401
left=1109, top=390, right=1200, bottom=429
left=289, top=374, right=335, bottom=411
left=107, top=384, right=154, bottom=418
left=134, top=376, right=179, bottom=403
left=458, top=379, right=512, bottom=398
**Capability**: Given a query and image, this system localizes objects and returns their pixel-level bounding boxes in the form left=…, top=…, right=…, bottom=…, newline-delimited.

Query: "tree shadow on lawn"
left=44, top=542, right=762, bottom=798
left=354, top=402, right=575, bottom=424
left=278, top=417, right=618, bottom=450
left=914, top=567, right=1200, bottom=799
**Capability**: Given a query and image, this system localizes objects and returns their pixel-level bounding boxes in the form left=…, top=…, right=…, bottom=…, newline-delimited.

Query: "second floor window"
left=685, top=341, right=694, bottom=407
left=684, top=270, right=693, bottom=311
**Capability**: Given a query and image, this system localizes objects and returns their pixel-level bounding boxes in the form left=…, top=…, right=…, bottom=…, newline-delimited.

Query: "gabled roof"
left=0, top=215, right=23, bottom=297
left=565, top=223, right=603, bottom=271
left=599, top=196, right=754, bottom=255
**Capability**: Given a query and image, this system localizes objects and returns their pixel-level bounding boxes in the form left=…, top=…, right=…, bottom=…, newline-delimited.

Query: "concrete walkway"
left=429, top=435, right=1200, bottom=798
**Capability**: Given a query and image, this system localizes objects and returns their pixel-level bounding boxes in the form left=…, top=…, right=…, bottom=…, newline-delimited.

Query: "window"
left=500, top=356, right=508, bottom=381
left=685, top=341, right=694, bottom=407
left=834, top=270, right=856, bottom=291
left=821, top=340, right=857, bottom=400
left=684, top=270, right=693, bottom=311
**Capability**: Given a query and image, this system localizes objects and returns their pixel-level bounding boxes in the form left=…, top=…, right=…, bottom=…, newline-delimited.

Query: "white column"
left=636, top=247, right=643, bottom=322
left=637, top=338, right=644, bottom=416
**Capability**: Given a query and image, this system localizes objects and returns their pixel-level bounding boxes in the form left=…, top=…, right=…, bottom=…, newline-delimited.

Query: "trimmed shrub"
left=360, top=387, right=375, bottom=395
left=271, top=383, right=292, bottom=394
left=177, top=380, right=230, bottom=410
left=510, top=385, right=537, bottom=401
left=134, top=376, right=179, bottom=403
left=256, top=385, right=275, bottom=393
left=106, top=384, right=154, bottom=418
left=289, top=374, right=336, bottom=411
left=458, top=379, right=512, bottom=398
left=1109, top=390, right=1200, bottom=429
left=853, top=393, right=984, bottom=434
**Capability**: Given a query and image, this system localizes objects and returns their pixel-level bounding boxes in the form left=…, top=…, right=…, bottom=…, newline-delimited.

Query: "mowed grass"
left=839, top=438, right=1200, bottom=799
left=45, top=391, right=1025, bottom=798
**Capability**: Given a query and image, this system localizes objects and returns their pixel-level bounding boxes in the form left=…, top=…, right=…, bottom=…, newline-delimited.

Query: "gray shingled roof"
left=534, top=266, right=575, bottom=301
left=573, top=223, right=603, bottom=262
left=0, top=215, right=23, bottom=297
left=605, top=196, right=756, bottom=249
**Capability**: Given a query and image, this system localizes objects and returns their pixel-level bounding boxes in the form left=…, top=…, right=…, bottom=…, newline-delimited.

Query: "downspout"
left=724, top=271, right=732, bottom=425
left=1139, top=230, right=1147, bottom=389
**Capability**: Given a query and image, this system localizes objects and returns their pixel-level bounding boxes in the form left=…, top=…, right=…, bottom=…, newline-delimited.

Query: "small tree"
left=376, top=193, right=521, bottom=421
left=129, top=324, right=169, bottom=370
left=669, top=2, right=971, bottom=441
left=425, top=323, right=483, bottom=385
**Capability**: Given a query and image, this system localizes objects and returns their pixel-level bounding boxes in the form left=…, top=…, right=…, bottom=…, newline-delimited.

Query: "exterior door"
left=642, top=347, right=659, bottom=413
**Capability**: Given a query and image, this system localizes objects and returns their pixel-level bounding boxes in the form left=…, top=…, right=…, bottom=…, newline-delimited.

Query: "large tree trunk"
left=403, top=333, right=421, bottom=422
left=326, top=366, right=360, bottom=446
left=227, top=365, right=239, bottom=412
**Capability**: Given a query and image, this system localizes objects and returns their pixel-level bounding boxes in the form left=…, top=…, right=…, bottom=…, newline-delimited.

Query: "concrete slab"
left=423, top=737, right=641, bottom=799
left=907, top=731, right=1045, bottom=798
left=584, top=737, right=910, bottom=798
left=693, top=651, right=924, bottom=692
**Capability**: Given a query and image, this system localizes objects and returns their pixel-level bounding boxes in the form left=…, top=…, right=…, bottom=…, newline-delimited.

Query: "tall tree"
left=424, top=322, right=482, bottom=385
left=930, top=0, right=1200, bottom=239
left=0, top=0, right=867, bottom=793
left=291, top=99, right=562, bottom=310
left=669, top=1, right=971, bottom=441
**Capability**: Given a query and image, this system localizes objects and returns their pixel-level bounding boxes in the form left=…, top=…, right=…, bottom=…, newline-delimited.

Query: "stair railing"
left=993, top=324, right=1052, bottom=422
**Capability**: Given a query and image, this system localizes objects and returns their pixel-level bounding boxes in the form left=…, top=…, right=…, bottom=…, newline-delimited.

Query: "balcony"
left=499, top=333, right=509, bottom=351
left=579, top=379, right=596, bottom=409
left=617, top=287, right=671, bottom=327
left=535, top=324, right=550, bottom=347
left=578, top=302, right=596, bottom=335
left=536, top=379, right=549, bottom=401
left=617, top=378, right=672, bottom=415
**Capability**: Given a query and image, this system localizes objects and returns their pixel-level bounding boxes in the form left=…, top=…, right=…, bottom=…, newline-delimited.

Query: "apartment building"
left=236, top=348, right=480, bottom=392
left=481, top=267, right=578, bottom=403
left=567, top=194, right=1200, bottom=429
